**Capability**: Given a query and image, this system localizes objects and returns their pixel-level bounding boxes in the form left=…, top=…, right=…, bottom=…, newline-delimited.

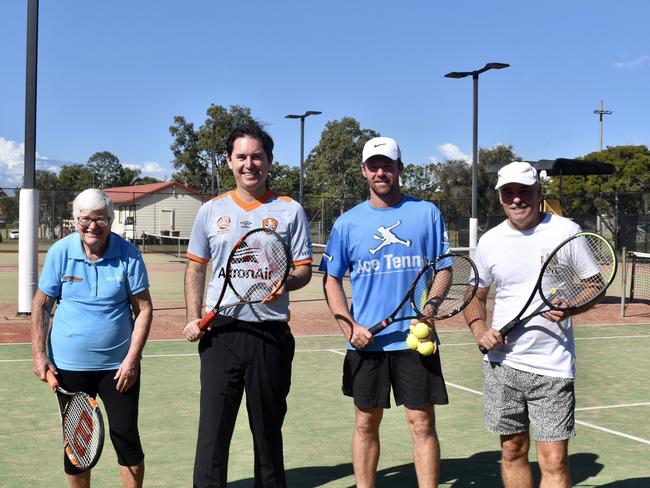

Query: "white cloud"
left=0, top=137, right=25, bottom=188
left=437, top=143, right=470, bottom=163
left=125, top=160, right=167, bottom=177
left=614, top=56, right=650, bottom=69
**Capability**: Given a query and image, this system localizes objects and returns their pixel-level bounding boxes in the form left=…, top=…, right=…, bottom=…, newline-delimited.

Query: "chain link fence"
left=1, top=187, right=649, bottom=252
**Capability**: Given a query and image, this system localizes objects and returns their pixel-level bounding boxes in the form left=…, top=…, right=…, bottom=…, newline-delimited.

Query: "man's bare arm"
left=322, top=273, right=372, bottom=349
left=185, top=260, right=207, bottom=323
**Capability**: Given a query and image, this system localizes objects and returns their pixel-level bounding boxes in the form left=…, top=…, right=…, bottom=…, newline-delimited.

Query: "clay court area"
left=2, top=296, right=649, bottom=344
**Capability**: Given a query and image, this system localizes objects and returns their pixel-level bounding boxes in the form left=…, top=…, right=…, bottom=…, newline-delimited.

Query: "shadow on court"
left=224, top=450, right=630, bottom=487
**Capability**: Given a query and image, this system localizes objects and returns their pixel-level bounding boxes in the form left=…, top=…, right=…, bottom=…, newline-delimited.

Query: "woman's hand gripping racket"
left=46, top=371, right=105, bottom=471
left=198, top=227, right=291, bottom=330
left=478, top=231, right=617, bottom=353
left=367, top=253, right=479, bottom=335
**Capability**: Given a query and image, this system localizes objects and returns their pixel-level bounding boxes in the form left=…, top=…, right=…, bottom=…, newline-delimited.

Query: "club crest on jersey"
left=216, top=216, right=231, bottom=230
left=262, top=217, right=279, bottom=231
left=369, top=220, right=411, bottom=255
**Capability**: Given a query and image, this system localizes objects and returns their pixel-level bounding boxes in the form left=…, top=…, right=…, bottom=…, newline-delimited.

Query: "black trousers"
left=193, top=320, right=295, bottom=488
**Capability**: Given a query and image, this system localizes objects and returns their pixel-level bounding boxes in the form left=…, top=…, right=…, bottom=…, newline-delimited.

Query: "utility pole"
left=593, top=99, right=613, bottom=151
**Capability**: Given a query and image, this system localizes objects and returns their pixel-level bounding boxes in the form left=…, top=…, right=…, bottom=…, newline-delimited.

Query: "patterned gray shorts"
left=483, top=362, right=576, bottom=441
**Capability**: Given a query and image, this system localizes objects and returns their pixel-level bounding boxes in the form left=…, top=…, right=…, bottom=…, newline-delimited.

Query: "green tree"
left=133, top=176, right=161, bottom=185
left=401, top=162, right=438, bottom=200
left=268, top=163, right=300, bottom=198
left=305, top=117, right=379, bottom=203
left=35, top=170, right=60, bottom=238
left=118, top=167, right=142, bottom=186
left=170, top=104, right=257, bottom=195
left=476, top=144, right=520, bottom=217
left=87, top=151, right=124, bottom=188
left=57, top=165, right=94, bottom=191
left=0, top=188, right=19, bottom=226
left=547, top=145, right=650, bottom=247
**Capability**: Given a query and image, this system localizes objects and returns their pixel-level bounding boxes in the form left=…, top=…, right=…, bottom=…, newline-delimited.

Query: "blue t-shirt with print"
left=320, top=195, right=449, bottom=351
left=39, top=232, right=149, bottom=370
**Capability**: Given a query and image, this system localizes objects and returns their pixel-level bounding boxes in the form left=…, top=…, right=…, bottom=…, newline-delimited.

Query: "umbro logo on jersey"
left=240, top=220, right=252, bottom=228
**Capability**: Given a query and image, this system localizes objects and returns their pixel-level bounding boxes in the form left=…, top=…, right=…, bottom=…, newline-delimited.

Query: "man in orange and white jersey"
left=183, top=123, right=312, bottom=488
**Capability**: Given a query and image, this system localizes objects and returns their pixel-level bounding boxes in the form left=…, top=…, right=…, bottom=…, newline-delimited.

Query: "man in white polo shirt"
left=464, top=161, right=583, bottom=488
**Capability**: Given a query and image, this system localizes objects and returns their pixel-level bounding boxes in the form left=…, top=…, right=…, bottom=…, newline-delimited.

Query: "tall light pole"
left=210, top=122, right=217, bottom=196
left=285, top=110, right=322, bottom=204
left=593, top=99, right=613, bottom=151
left=445, top=62, right=509, bottom=250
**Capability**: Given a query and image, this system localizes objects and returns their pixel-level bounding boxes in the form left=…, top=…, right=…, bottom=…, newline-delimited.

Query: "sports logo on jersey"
left=216, top=216, right=231, bottom=230
left=240, top=220, right=252, bottom=229
left=262, top=217, right=279, bottom=231
left=369, top=220, right=411, bottom=255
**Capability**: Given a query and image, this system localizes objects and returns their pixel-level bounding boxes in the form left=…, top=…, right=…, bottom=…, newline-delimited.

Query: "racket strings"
left=229, top=232, right=289, bottom=301
left=541, top=234, right=614, bottom=308
left=413, top=256, right=477, bottom=319
left=63, top=395, right=102, bottom=469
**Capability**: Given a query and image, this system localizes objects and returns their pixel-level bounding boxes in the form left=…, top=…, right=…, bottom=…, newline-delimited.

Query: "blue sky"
left=1, top=0, right=649, bottom=189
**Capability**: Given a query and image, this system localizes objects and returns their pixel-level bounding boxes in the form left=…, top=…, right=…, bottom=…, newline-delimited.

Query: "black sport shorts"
left=342, top=348, right=448, bottom=409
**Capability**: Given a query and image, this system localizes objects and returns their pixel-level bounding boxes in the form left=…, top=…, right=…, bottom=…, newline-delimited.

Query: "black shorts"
left=342, top=349, right=449, bottom=409
left=56, top=369, right=144, bottom=474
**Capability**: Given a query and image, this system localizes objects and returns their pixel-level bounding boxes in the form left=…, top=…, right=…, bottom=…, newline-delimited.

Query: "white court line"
left=2, top=332, right=650, bottom=348
left=444, top=381, right=483, bottom=396
left=576, top=402, right=650, bottom=411
left=441, top=376, right=650, bottom=446
left=575, top=421, right=650, bottom=445
left=0, top=348, right=348, bottom=363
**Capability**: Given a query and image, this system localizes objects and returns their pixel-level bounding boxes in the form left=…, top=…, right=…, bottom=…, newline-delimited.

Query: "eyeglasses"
left=78, top=216, right=110, bottom=228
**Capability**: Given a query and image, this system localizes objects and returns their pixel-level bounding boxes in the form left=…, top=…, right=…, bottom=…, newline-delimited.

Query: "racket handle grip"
left=367, top=320, right=388, bottom=336
left=478, top=345, right=488, bottom=354
left=46, top=370, right=59, bottom=389
left=198, top=310, right=216, bottom=331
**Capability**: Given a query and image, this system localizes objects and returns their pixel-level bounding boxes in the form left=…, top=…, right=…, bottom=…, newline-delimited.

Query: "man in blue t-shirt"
left=321, top=136, right=450, bottom=487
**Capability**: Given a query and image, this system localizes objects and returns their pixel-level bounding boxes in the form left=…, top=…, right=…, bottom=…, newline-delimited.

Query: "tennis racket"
left=198, top=227, right=291, bottom=330
left=46, top=371, right=104, bottom=471
left=478, top=231, right=617, bottom=353
left=367, top=253, right=479, bottom=335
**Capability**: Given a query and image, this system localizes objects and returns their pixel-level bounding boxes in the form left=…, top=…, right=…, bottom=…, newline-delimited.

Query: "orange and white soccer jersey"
left=187, top=190, right=312, bottom=322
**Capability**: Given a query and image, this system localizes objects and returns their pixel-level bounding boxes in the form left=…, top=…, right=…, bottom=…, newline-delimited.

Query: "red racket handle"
left=46, top=370, right=59, bottom=389
left=198, top=310, right=216, bottom=330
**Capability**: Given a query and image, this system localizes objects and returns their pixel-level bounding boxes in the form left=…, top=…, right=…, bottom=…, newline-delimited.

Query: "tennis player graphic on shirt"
left=369, top=220, right=411, bottom=254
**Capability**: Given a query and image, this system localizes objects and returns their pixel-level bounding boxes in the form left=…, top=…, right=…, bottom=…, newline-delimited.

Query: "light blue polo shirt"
left=39, top=232, right=149, bottom=370
left=319, top=196, right=449, bottom=351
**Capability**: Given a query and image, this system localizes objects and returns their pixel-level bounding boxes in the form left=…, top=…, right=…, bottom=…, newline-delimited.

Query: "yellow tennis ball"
left=406, top=333, right=419, bottom=350
left=409, top=319, right=419, bottom=332
left=549, top=288, right=558, bottom=295
left=417, top=340, right=436, bottom=356
left=412, top=322, right=431, bottom=340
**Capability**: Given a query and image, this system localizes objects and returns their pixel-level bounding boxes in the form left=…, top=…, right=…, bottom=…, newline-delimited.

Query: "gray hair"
left=72, top=189, right=114, bottom=221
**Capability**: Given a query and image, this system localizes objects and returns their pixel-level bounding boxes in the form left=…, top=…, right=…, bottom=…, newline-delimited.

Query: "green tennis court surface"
left=2, top=325, right=649, bottom=487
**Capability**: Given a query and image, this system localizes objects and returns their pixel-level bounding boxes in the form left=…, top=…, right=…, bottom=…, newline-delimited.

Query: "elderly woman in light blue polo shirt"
left=31, top=188, right=153, bottom=488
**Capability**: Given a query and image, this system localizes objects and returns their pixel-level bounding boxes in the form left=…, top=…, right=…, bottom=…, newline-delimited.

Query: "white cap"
left=362, top=137, right=401, bottom=163
left=495, top=161, right=539, bottom=189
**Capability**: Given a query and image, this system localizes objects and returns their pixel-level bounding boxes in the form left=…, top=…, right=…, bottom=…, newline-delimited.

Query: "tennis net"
left=141, top=233, right=189, bottom=258
left=630, top=251, right=650, bottom=302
